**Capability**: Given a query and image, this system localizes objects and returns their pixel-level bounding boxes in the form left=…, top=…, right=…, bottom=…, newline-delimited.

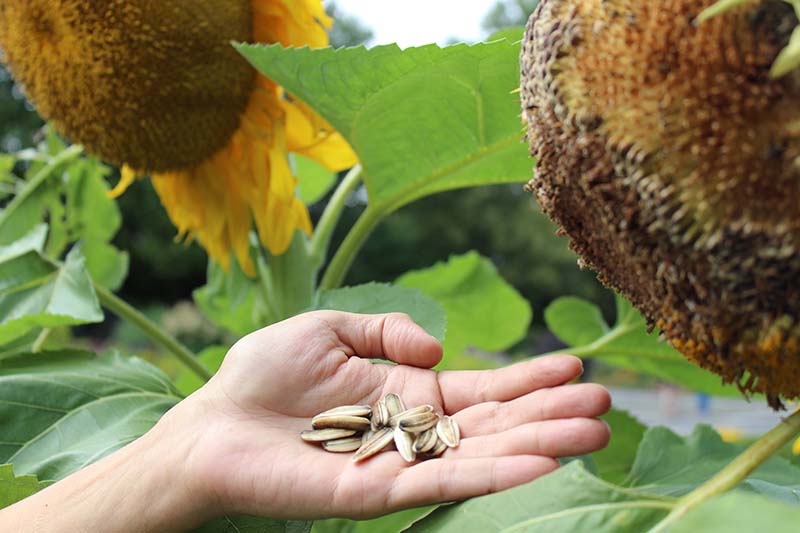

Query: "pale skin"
left=0, top=311, right=612, bottom=531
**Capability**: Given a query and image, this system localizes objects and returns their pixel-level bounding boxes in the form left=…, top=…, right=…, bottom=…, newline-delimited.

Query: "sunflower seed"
left=361, top=429, right=375, bottom=445
left=427, top=438, right=448, bottom=457
left=388, top=404, right=434, bottom=427
left=398, top=411, right=439, bottom=433
left=300, top=428, right=357, bottom=442
left=371, top=399, right=389, bottom=430
left=436, top=416, right=461, bottom=447
left=394, top=426, right=416, bottom=463
left=383, top=393, right=406, bottom=417
left=312, top=405, right=371, bottom=423
left=322, top=437, right=364, bottom=453
left=413, top=428, right=439, bottom=453
left=312, top=415, right=371, bottom=431
left=353, top=427, right=394, bottom=462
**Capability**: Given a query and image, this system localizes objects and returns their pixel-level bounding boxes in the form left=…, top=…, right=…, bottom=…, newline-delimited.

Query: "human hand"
left=170, top=311, right=611, bottom=522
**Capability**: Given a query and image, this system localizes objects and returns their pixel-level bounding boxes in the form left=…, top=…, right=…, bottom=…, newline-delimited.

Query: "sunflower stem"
left=649, top=408, right=800, bottom=532
left=319, top=205, right=384, bottom=290
left=93, top=282, right=213, bottom=382
left=0, top=144, right=84, bottom=234
left=310, top=164, right=363, bottom=267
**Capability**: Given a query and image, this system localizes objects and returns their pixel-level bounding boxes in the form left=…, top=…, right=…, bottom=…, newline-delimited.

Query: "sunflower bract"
left=521, top=0, right=800, bottom=407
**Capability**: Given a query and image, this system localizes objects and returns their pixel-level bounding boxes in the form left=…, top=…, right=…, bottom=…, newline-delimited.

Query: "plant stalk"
left=649, top=408, right=800, bottom=532
left=31, top=328, right=52, bottom=353
left=310, top=164, right=363, bottom=266
left=0, top=144, right=84, bottom=233
left=93, top=282, right=213, bottom=382
left=319, top=205, right=384, bottom=290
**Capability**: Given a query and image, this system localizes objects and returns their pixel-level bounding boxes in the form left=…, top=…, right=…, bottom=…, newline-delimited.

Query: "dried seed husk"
left=312, top=405, right=371, bottom=423
left=383, top=393, right=406, bottom=417
left=413, top=428, right=439, bottom=453
left=427, top=439, right=448, bottom=457
left=322, top=437, right=363, bottom=453
left=353, top=427, right=394, bottom=463
left=388, top=405, right=434, bottom=427
left=436, top=416, right=461, bottom=447
left=394, top=426, right=416, bottom=463
left=398, top=411, right=439, bottom=433
left=312, top=415, right=371, bottom=431
left=361, top=429, right=376, bottom=445
left=372, top=399, right=389, bottom=430
left=300, top=428, right=357, bottom=442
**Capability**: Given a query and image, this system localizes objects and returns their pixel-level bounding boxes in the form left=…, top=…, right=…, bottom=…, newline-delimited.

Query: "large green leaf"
left=626, top=425, right=800, bottom=503
left=237, top=41, right=531, bottom=213
left=0, top=246, right=103, bottom=344
left=407, top=461, right=674, bottom=532
left=194, top=260, right=264, bottom=336
left=316, top=282, right=446, bottom=341
left=0, top=464, right=46, bottom=509
left=295, top=154, right=338, bottom=206
left=672, top=492, right=800, bottom=532
left=543, top=294, right=740, bottom=396
left=192, top=517, right=311, bottom=533
left=312, top=506, right=436, bottom=533
left=174, top=345, right=228, bottom=396
left=397, top=252, right=531, bottom=369
left=593, top=409, right=647, bottom=485
left=0, top=350, right=181, bottom=482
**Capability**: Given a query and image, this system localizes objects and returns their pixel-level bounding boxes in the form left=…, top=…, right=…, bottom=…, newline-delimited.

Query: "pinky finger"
left=387, top=456, right=559, bottom=510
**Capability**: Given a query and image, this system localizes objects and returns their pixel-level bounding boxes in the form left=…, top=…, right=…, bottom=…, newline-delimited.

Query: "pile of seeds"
left=300, top=393, right=460, bottom=462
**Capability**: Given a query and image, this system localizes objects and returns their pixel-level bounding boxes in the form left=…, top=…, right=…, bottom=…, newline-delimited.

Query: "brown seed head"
left=521, top=0, right=800, bottom=407
left=0, top=0, right=255, bottom=171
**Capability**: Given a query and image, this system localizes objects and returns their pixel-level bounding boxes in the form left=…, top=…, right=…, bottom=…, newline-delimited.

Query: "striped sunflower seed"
left=427, top=438, right=448, bottom=457
left=413, top=428, right=439, bottom=453
left=312, top=415, right=371, bottom=431
left=300, top=428, right=357, bottom=442
left=371, top=399, right=389, bottom=430
left=388, top=404, right=434, bottom=427
left=322, top=437, right=364, bottom=453
left=394, top=426, right=416, bottom=463
left=398, top=411, right=438, bottom=433
left=353, top=427, right=394, bottom=462
left=436, top=416, right=461, bottom=448
left=383, top=393, right=406, bottom=417
left=312, top=405, right=371, bottom=423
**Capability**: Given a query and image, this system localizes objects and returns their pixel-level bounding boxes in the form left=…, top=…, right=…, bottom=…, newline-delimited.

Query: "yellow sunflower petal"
left=107, top=165, right=138, bottom=198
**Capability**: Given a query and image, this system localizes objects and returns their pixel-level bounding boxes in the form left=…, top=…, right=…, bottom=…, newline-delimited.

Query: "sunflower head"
left=521, top=0, right=800, bottom=406
left=0, top=0, right=357, bottom=274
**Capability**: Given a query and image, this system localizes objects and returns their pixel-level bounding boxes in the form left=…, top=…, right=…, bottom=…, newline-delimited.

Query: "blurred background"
left=0, top=0, right=785, bottom=438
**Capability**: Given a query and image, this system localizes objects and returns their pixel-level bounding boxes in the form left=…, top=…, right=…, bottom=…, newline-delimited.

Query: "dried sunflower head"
left=520, top=0, right=800, bottom=407
left=0, top=0, right=357, bottom=275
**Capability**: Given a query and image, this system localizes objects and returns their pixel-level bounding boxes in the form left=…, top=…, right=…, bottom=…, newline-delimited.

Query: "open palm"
left=182, top=311, right=611, bottom=520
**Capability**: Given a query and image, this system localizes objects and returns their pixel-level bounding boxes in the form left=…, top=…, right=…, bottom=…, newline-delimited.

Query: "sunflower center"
left=0, top=0, right=255, bottom=172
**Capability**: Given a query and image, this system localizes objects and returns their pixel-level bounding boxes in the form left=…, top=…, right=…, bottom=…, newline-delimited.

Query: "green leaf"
left=316, top=282, right=446, bottom=341
left=771, top=25, right=800, bottom=78
left=0, top=350, right=181, bottom=482
left=543, top=294, right=741, bottom=396
left=0, top=464, right=46, bottom=509
left=486, top=27, right=525, bottom=43
left=237, top=41, right=531, bottom=213
left=397, top=252, right=531, bottom=369
left=544, top=296, right=608, bottom=347
left=174, top=345, right=228, bottom=396
left=0, top=247, right=103, bottom=344
left=192, top=517, right=311, bottom=533
left=78, top=239, right=129, bottom=292
left=407, top=461, right=674, bottom=532
left=593, top=409, right=647, bottom=485
left=671, top=492, right=800, bottom=532
left=295, top=154, right=338, bottom=205
left=312, top=507, right=436, bottom=533
left=626, top=425, right=800, bottom=503
left=64, top=157, right=119, bottom=243
left=0, top=224, right=48, bottom=262
left=194, top=260, right=263, bottom=336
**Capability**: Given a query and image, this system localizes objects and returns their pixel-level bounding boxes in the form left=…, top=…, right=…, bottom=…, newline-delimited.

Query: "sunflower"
left=0, top=0, right=357, bottom=275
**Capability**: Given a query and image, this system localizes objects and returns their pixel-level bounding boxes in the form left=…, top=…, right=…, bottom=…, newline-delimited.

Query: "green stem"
left=319, top=205, right=385, bottom=290
left=93, top=282, right=213, bottom=382
left=649, top=409, right=800, bottom=532
left=309, top=164, right=363, bottom=266
left=254, top=248, right=281, bottom=324
left=0, top=144, right=84, bottom=232
left=31, top=328, right=52, bottom=353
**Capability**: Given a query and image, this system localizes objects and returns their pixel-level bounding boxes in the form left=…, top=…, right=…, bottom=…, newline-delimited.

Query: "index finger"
left=436, top=355, right=583, bottom=413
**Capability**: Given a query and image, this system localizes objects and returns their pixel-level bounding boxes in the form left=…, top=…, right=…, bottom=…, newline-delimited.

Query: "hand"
left=174, top=311, right=611, bottom=521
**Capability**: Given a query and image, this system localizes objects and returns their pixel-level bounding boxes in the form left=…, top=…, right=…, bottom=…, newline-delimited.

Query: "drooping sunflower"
left=0, top=0, right=357, bottom=275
